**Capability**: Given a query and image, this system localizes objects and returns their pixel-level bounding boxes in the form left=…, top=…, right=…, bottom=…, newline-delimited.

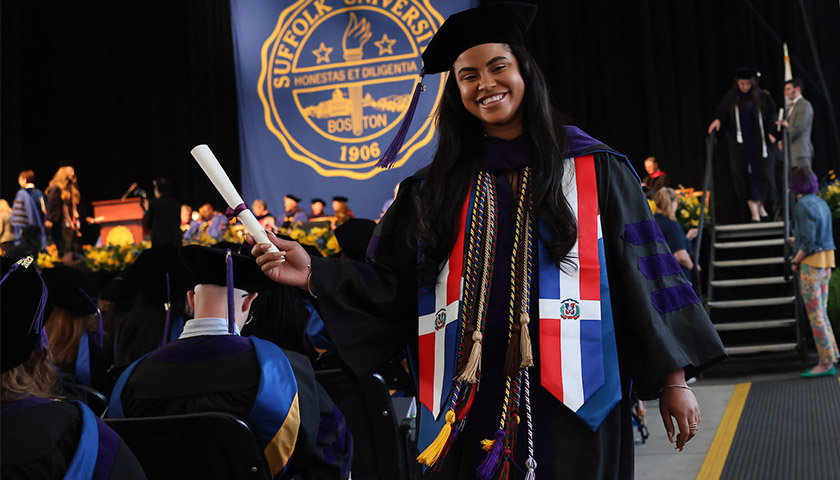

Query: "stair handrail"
left=693, top=132, right=717, bottom=290
left=782, top=128, right=792, bottom=282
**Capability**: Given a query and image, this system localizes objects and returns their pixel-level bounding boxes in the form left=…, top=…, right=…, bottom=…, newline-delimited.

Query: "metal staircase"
left=694, top=132, right=803, bottom=358
left=707, top=221, right=802, bottom=355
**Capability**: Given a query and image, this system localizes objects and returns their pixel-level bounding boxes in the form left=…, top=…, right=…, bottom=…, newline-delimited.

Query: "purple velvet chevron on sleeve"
left=650, top=284, right=700, bottom=314
left=638, top=253, right=683, bottom=279
left=623, top=220, right=666, bottom=245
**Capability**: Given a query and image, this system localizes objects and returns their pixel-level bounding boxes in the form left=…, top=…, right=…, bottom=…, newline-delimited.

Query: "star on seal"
left=312, top=42, right=333, bottom=64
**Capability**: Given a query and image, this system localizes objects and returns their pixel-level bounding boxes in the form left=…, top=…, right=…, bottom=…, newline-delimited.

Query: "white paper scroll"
left=190, top=144, right=279, bottom=253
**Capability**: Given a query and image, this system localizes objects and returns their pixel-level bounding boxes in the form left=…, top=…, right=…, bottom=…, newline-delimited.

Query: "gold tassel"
left=519, top=312, right=534, bottom=368
left=417, top=409, right=456, bottom=467
left=456, top=330, right=483, bottom=383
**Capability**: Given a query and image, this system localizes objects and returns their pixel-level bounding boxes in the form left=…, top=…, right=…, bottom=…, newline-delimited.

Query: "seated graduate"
left=107, top=245, right=353, bottom=479
left=115, top=245, right=192, bottom=366
left=42, top=265, right=114, bottom=396
left=0, top=256, right=146, bottom=480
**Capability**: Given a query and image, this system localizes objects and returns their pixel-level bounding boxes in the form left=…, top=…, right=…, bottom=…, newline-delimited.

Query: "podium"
left=91, top=198, right=145, bottom=245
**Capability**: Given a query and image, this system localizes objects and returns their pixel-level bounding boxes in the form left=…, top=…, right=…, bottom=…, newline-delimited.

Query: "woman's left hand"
left=658, top=369, right=701, bottom=452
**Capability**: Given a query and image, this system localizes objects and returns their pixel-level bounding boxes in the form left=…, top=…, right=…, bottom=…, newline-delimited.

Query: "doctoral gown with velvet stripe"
left=115, top=334, right=352, bottom=479
left=309, top=127, right=726, bottom=479
left=1, top=396, right=146, bottom=480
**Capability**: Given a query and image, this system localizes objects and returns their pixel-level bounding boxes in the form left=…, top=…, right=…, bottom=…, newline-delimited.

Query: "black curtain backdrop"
left=3, top=0, right=839, bottom=225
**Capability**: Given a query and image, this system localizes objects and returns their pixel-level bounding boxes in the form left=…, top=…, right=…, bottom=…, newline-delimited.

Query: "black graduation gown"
left=1, top=396, right=145, bottom=480
left=115, top=333, right=352, bottom=479
left=309, top=136, right=725, bottom=479
left=714, top=88, right=778, bottom=204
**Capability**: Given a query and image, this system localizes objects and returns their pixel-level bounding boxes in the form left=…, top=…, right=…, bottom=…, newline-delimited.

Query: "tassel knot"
left=519, top=313, right=534, bottom=368
left=476, top=429, right=507, bottom=479
left=457, top=330, right=483, bottom=383
left=524, top=457, right=537, bottom=480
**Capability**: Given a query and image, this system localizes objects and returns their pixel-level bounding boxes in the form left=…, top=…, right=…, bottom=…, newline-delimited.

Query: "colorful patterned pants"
left=799, top=264, right=840, bottom=365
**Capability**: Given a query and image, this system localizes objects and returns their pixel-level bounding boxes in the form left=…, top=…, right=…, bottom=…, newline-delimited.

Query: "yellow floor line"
left=696, top=382, right=752, bottom=480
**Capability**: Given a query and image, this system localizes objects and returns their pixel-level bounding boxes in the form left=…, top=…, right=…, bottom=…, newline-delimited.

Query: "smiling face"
left=453, top=43, right=525, bottom=139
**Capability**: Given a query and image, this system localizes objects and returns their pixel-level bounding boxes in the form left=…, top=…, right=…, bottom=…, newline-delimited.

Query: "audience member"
left=252, top=199, right=276, bottom=231
left=331, top=196, right=354, bottom=226
left=789, top=167, right=839, bottom=377
left=42, top=266, right=114, bottom=395
left=0, top=256, right=146, bottom=480
left=116, top=246, right=192, bottom=366
left=653, top=188, right=698, bottom=278
left=334, top=218, right=376, bottom=262
left=180, top=204, right=194, bottom=232
left=11, top=170, right=47, bottom=249
left=641, top=157, right=672, bottom=198
left=108, top=245, right=353, bottom=479
left=142, top=177, right=182, bottom=247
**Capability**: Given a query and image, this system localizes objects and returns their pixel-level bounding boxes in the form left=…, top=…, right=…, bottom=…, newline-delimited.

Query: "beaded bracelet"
left=659, top=384, right=692, bottom=393
left=306, top=264, right=317, bottom=299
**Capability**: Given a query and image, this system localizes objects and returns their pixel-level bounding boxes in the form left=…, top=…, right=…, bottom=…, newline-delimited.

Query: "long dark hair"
left=733, top=77, right=762, bottom=114
left=413, top=44, right=577, bottom=283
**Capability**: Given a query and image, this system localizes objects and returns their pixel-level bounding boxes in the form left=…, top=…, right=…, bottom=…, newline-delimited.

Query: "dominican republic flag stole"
left=416, top=154, right=621, bottom=441
left=537, top=154, right=621, bottom=430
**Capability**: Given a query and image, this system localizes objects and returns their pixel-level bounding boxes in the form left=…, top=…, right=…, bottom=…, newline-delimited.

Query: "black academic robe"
left=1, top=396, right=145, bottom=480
left=309, top=131, right=726, bottom=479
left=115, top=334, right=352, bottom=479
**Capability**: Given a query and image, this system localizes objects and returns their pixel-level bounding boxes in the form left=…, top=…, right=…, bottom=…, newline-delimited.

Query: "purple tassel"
left=160, top=272, right=172, bottom=347
left=225, top=249, right=235, bottom=334
left=2, top=258, right=50, bottom=353
left=375, top=68, right=425, bottom=168
left=476, top=429, right=506, bottom=480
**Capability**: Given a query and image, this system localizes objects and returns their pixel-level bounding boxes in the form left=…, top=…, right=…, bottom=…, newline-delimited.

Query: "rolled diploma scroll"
left=777, top=108, right=784, bottom=132
left=190, top=144, right=279, bottom=253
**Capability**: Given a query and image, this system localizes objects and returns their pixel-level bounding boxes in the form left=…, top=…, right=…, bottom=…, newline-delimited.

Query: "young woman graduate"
left=250, top=3, right=726, bottom=479
left=0, top=256, right=145, bottom=479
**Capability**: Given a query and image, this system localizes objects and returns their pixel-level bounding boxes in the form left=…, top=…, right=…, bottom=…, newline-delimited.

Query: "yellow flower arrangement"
left=675, top=189, right=709, bottom=232
left=818, top=170, right=840, bottom=219
left=81, top=241, right=150, bottom=272
left=277, top=224, right=341, bottom=257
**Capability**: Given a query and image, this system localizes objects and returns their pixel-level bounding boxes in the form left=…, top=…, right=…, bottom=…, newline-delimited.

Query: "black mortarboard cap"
left=422, top=3, right=537, bottom=75
left=42, top=266, right=99, bottom=315
left=375, top=3, right=536, bottom=168
left=124, top=245, right=194, bottom=304
left=311, top=198, right=326, bottom=205
left=332, top=196, right=349, bottom=203
left=334, top=218, right=376, bottom=262
left=180, top=245, right=270, bottom=293
left=734, top=67, right=757, bottom=79
left=285, top=194, right=301, bottom=203
left=1, top=257, right=48, bottom=372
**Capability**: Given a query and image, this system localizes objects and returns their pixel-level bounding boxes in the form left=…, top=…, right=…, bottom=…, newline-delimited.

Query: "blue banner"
left=230, top=0, right=476, bottom=219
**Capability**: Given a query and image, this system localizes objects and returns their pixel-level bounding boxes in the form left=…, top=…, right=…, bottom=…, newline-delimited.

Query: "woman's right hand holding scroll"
left=249, top=230, right=312, bottom=289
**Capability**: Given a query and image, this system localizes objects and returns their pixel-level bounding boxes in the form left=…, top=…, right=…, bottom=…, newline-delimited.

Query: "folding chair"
left=105, top=412, right=271, bottom=480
